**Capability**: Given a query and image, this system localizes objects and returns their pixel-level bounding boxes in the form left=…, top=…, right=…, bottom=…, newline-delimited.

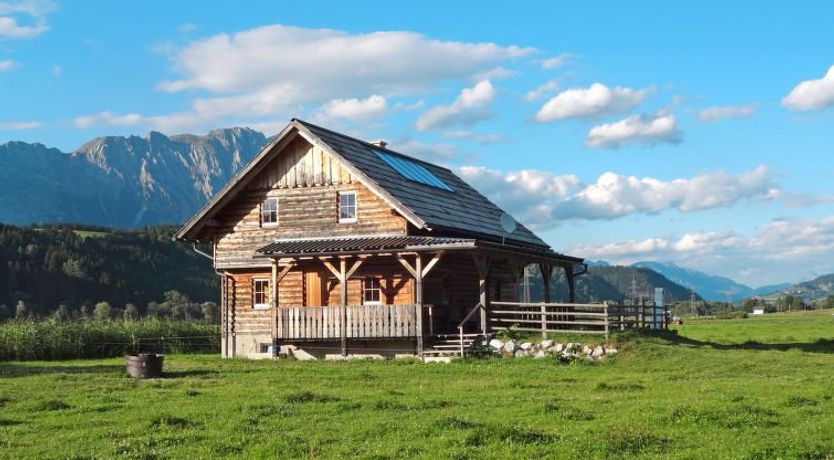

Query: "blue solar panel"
left=373, top=150, right=454, bottom=192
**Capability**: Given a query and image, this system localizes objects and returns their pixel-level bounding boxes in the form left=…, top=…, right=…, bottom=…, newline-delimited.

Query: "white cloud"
left=443, top=130, right=503, bottom=144
left=0, top=59, right=17, bottom=71
left=569, top=216, right=834, bottom=286
left=0, top=0, right=55, bottom=39
left=458, top=166, right=580, bottom=228
left=73, top=112, right=144, bottom=129
left=586, top=112, right=681, bottom=149
left=524, top=79, right=559, bottom=102
left=541, top=53, right=571, bottom=69
left=159, top=24, right=530, bottom=98
left=535, top=83, right=649, bottom=122
left=321, top=95, right=387, bottom=121
left=395, top=139, right=459, bottom=164
left=551, top=165, right=779, bottom=220
left=79, top=24, right=531, bottom=133
left=0, top=120, right=40, bottom=130
left=458, top=165, right=779, bottom=229
left=699, top=104, right=755, bottom=122
left=50, top=63, right=61, bottom=76
left=416, top=80, right=495, bottom=131
left=782, top=65, right=834, bottom=111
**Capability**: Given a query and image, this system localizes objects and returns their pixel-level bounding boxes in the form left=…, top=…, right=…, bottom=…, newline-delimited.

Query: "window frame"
left=362, top=277, right=382, bottom=305
left=261, top=197, right=279, bottom=228
left=338, top=191, right=358, bottom=224
left=252, top=278, right=271, bottom=310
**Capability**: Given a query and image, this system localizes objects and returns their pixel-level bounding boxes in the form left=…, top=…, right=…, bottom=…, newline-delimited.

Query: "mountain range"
left=0, top=128, right=266, bottom=228
left=631, top=261, right=791, bottom=302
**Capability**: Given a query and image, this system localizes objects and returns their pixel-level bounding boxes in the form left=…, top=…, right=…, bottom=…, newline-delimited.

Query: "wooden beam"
left=321, top=259, right=342, bottom=281
left=396, top=254, right=418, bottom=279
left=421, top=252, right=443, bottom=278
left=345, top=258, right=364, bottom=280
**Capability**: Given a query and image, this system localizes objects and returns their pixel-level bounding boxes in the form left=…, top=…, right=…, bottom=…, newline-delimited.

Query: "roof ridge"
left=292, top=118, right=453, bottom=172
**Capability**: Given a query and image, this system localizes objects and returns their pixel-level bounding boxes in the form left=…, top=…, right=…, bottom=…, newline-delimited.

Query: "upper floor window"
left=261, top=197, right=278, bottom=227
left=253, top=279, right=270, bottom=309
left=363, top=278, right=381, bottom=304
left=338, top=191, right=357, bottom=223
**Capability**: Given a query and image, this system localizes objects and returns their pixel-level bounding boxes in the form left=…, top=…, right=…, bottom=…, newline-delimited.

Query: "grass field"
left=2, top=310, right=833, bottom=459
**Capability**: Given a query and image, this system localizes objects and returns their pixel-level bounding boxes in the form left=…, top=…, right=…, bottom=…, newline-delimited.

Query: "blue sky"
left=2, top=0, right=834, bottom=286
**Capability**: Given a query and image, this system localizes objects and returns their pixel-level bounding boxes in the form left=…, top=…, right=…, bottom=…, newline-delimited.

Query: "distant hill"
left=0, top=128, right=267, bottom=228
left=525, top=264, right=698, bottom=303
left=631, top=261, right=789, bottom=302
left=763, top=273, right=834, bottom=303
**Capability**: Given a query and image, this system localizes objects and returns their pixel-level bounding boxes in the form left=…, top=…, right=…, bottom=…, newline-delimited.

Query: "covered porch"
left=237, top=235, right=584, bottom=359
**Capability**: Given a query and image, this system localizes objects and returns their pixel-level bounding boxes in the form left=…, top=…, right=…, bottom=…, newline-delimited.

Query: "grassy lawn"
left=2, top=311, right=834, bottom=459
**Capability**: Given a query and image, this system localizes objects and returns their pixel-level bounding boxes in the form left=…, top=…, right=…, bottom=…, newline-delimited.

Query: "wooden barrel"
left=125, top=353, right=164, bottom=379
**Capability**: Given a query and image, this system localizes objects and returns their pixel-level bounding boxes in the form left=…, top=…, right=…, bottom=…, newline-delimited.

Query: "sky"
left=1, top=0, right=834, bottom=287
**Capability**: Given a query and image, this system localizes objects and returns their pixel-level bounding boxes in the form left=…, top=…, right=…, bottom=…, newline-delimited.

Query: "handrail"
left=457, top=302, right=484, bottom=357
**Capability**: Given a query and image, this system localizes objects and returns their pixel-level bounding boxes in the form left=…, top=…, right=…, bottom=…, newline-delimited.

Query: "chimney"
left=369, top=140, right=388, bottom=149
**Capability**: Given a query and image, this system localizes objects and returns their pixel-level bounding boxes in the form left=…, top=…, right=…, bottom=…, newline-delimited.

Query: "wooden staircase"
left=423, top=333, right=482, bottom=360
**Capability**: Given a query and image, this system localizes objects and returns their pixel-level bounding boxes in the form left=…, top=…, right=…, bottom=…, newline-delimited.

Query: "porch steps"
left=423, top=333, right=483, bottom=359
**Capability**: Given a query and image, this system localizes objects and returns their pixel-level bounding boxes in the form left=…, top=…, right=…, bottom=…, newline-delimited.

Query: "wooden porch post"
left=539, top=263, right=553, bottom=303
left=473, top=254, right=490, bottom=335
left=339, top=259, right=348, bottom=357
left=415, top=255, right=424, bottom=358
left=271, top=259, right=295, bottom=358
left=539, top=263, right=553, bottom=339
left=271, top=259, right=278, bottom=358
left=566, top=266, right=576, bottom=304
left=321, top=257, right=363, bottom=358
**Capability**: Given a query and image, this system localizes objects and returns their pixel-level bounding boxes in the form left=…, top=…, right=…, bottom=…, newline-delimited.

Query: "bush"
left=0, top=318, right=219, bottom=361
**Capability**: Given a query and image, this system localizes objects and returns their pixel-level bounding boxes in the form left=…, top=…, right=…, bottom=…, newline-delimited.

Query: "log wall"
left=213, top=137, right=408, bottom=269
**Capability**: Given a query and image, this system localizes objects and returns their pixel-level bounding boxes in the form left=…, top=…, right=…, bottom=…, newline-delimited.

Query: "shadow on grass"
left=643, top=330, right=834, bottom=354
left=0, top=364, right=124, bottom=378
left=0, top=364, right=217, bottom=379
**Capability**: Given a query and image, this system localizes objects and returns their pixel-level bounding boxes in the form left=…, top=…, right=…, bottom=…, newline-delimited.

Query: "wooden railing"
left=276, top=304, right=418, bottom=340
left=490, top=301, right=669, bottom=338
left=491, top=301, right=610, bottom=336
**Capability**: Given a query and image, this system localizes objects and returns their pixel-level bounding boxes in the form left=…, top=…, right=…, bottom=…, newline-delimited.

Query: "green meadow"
left=2, top=310, right=833, bottom=459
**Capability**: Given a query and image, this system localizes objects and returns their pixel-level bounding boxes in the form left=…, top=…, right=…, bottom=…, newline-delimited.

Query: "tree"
left=15, top=300, right=28, bottom=319
left=201, top=302, right=219, bottom=323
left=93, top=301, right=112, bottom=320
left=146, top=301, right=160, bottom=318
left=53, top=304, right=71, bottom=321
left=79, top=305, right=90, bottom=319
left=123, top=303, right=139, bottom=319
left=0, top=304, right=10, bottom=321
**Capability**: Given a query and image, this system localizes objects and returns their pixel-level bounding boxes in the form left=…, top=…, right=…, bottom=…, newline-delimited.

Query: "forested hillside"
left=528, top=265, right=699, bottom=303
left=0, top=224, right=216, bottom=318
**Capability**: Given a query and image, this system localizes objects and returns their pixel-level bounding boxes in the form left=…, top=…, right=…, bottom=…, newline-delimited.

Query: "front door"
left=305, top=270, right=327, bottom=306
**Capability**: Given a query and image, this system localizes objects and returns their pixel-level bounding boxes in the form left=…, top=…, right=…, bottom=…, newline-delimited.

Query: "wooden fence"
left=276, top=304, right=418, bottom=340
left=490, top=301, right=668, bottom=338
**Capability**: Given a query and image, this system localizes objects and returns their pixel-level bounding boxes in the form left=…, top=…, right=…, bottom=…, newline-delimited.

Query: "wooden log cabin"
left=175, top=119, right=586, bottom=360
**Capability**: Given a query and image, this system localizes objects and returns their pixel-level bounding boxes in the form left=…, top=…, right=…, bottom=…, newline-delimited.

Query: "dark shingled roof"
left=295, top=119, right=549, bottom=249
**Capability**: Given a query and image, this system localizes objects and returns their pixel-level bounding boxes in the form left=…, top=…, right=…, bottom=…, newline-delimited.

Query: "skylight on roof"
left=373, top=150, right=454, bottom=192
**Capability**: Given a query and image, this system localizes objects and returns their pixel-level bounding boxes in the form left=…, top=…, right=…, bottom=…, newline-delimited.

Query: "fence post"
left=540, top=302, right=547, bottom=339
left=604, top=303, right=609, bottom=339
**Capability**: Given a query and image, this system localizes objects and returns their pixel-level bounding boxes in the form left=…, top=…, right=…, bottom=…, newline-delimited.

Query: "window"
left=261, top=197, right=278, bottom=227
left=362, top=278, right=382, bottom=304
left=338, top=191, right=357, bottom=223
left=253, top=279, right=270, bottom=309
